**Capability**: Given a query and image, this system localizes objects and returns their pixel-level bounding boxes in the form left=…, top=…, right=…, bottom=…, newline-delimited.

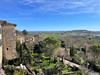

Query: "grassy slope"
left=42, top=33, right=65, bottom=38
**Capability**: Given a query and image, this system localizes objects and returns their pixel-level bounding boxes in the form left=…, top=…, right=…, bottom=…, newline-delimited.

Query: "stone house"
left=16, top=35, right=35, bottom=44
left=0, top=20, right=17, bottom=67
left=25, top=36, right=34, bottom=42
left=16, top=35, right=25, bottom=43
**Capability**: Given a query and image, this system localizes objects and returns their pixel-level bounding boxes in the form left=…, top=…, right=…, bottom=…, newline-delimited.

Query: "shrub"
left=32, top=61, right=37, bottom=66
left=72, top=54, right=84, bottom=65
left=63, top=65, right=72, bottom=73
left=75, top=71, right=83, bottom=75
left=5, top=65, right=29, bottom=75
left=32, top=53, right=39, bottom=58
left=41, top=60, right=49, bottom=68
left=13, top=71, right=23, bottom=75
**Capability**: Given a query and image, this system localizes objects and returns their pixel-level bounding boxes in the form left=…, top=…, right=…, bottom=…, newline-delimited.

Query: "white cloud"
left=20, top=0, right=100, bottom=14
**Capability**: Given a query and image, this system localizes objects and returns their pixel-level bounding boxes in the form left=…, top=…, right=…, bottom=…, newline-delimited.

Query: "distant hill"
left=95, top=31, right=100, bottom=32
left=28, top=30, right=100, bottom=38
left=66, top=30, right=100, bottom=36
left=29, top=30, right=100, bottom=33
left=67, top=30, right=99, bottom=33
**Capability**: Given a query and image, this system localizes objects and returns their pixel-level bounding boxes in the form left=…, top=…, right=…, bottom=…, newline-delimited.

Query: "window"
left=7, top=48, right=8, bottom=50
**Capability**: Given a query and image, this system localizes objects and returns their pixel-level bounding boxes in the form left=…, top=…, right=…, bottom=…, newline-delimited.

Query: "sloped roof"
left=0, top=20, right=16, bottom=26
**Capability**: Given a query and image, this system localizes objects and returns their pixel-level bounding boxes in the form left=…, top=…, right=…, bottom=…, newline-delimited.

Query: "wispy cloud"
left=20, top=0, right=100, bottom=14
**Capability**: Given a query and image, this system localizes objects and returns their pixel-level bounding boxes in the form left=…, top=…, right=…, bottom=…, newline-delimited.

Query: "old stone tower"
left=0, top=20, right=17, bottom=67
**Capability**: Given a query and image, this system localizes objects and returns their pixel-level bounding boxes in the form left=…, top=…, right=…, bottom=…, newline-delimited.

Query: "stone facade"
left=0, top=20, right=17, bottom=67
left=2, top=21, right=17, bottom=60
left=0, top=22, right=2, bottom=67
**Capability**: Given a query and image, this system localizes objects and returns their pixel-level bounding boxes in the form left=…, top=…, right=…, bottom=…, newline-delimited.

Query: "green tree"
left=70, top=46, right=76, bottom=57
left=21, top=42, right=33, bottom=65
left=41, top=37, right=60, bottom=64
left=20, top=44, right=23, bottom=63
left=25, top=44, right=32, bottom=64
left=75, top=71, right=83, bottom=75
left=89, top=44, right=100, bottom=71
left=22, top=30, right=28, bottom=35
left=90, top=44, right=100, bottom=58
left=16, top=39, right=21, bottom=53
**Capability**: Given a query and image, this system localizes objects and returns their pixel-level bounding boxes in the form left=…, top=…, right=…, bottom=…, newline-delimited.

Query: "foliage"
left=22, top=30, right=28, bottom=35
left=15, top=31, right=100, bottom=74
left=41, top=61, right=56, bottom=69
left=33, top=41, right=42, bottom=54
left=90, top=44, right=100, bottom=57
left=54, top=48, right=66, bottom=58
left=72, top=54, right=84, bottom=65
left=88, top=59, right=100, bottom=72
left=16, top=41, right=33, bottom=65
left=75, top=71, right=83, bottom=75
left=7, top=58, right=19, bottom=66
left=32, top=61, right=37, bottom=66
left=20, top=44, right=23, bottom=63
left=41, top=37, right=60, bottom=57
left=31, top=52, right=72, bottom=74
left=16, top=39, right=21, bottom=53
left=62, top=65, right=72, bottom=73
left=60, top=40, right=66, bottom=48
left=13, top=71, right=23, bottom=75
left=70, top=46, right=77, bottom=57
left=5, top=65, right=29, bottom=75
left=41, top=53, right=50, bottom=60
left=53, top=62, right=72, bottom=74
left=42, top=33, right=65, bottom=38
left=32, top=53, right=39, bottom=58
left=2, top=57, right=8, bottom=65
left=40, top=37, right=60, bottom=64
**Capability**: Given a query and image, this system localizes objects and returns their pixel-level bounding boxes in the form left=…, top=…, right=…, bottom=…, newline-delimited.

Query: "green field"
left=42, top=33, right=65, bottom=38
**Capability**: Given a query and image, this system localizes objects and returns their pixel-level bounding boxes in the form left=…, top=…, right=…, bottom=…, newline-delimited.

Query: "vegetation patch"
left=5, top=65, right=29, bottom=75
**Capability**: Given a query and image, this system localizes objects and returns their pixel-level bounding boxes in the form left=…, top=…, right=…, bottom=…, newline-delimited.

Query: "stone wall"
left=2, top=22, right=17, bottom=60
left=0, top=24, right=2, bottom=67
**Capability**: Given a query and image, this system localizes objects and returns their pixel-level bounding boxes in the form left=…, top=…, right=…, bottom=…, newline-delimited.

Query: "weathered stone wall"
left=0, top=24, right=2, bottom=67
left=2, top=24, right=17, bottom=60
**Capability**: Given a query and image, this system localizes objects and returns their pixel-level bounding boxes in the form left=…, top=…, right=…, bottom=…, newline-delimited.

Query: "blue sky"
left=0, top=0, right=100, bottom=31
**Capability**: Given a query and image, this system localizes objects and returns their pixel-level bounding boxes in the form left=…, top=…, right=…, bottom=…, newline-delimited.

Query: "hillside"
left=28, top=30, right=100, bottom=47
left=28, top=30, right=100, bottom=38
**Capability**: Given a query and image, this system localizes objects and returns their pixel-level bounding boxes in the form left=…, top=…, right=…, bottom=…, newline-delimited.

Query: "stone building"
left=0, top=21, right=2, bottom=67
left=25, top=36, right=34, bottom=42
left=0, top=20, right=17, bottom=67
left=16, top=35, right=25, bottom=43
